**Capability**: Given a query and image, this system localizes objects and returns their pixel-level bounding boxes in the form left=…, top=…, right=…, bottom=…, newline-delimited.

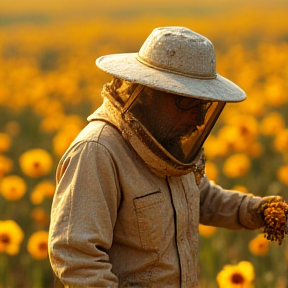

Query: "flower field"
left=1, top=0, right=288, bottom=287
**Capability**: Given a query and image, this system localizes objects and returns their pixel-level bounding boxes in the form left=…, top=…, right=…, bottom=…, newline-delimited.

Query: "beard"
left=159, top=124, right=197, bottom=162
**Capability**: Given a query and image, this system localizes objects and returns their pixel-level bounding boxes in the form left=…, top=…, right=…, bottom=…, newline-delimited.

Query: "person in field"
left=48, top=26, right=282, bottom=288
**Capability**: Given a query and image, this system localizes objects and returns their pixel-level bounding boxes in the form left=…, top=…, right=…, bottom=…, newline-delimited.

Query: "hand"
left=254, top=196, right=288, bottom=245
left=243, top=196, right=284, bottom=229
left=253, top=196, right=284, bottom=215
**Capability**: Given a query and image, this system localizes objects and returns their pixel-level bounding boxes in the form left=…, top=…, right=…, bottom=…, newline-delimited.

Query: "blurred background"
left=1, top=0, right=288, bottom=287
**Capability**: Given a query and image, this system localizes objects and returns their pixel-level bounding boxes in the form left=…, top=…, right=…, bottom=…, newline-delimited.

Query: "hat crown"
left=137, top=27, right=216, bottom=79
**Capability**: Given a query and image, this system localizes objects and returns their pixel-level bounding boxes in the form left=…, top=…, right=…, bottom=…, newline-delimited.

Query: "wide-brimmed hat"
left=96, top=26, right=246, bottom=102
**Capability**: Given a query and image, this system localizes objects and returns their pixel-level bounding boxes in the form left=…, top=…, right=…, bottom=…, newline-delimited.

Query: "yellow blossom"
left=199, top=224, right=216, bottom=238
left=0, top=220, right=24, bottom=255
left=223, top=153, right=251, bottom=178
left=31, top=208, right=49, bottom=226
left=30, top=180, right=55, bottom=205
left=260, top=112, right=286, bottom=136
left=51, top=115, right=86, bottom=156
left=249, top=234, right=270, bottom=256
left=218, top=115, right=259, bottom=155
left=232, top=185, right=249, bottom=194
left=277, top=164, right=288, bottom=186
left=0, top=155, right=13, bottom=177
left=273, top=129, right=288, bottom=152
left=263, top=77, right=287, bottom=107
left=217, top=261, right=255, bottom=288
left=245, top=142, right=263, bottom=158
left=0, top=175, right=27, bottom=201
left=227, top=114, right=259, bottom=142
left=205, top=161, right=218, bottom=181
left=237, top=93, right=264, bottom=117
left=204, top=135, right=228, bottom=159
left=40, top=113, right=65, bottom=134
left=27, top=231, right=48, bottom=260
left=0, top=133, right=12, bottom=152
left=53, top=128, right=80, bottom=156
left=218, top=125, right=245, bottom=152
left=19, top=149, right=53, bottom=178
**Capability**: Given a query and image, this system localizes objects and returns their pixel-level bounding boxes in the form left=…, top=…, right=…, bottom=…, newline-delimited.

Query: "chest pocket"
left=133, top=190, right=173, bottom=252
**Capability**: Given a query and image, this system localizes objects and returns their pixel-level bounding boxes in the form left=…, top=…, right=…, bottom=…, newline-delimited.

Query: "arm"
left=49, top=141, right=120, bottom=287
left=199, top=176, right=264, bottom=230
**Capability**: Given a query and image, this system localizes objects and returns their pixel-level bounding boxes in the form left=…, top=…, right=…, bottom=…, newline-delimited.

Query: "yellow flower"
left=204, top=135, right=228, bottom=159
left=223, top=153, right=251, bottom=178
left=30, top=180, right=55, bottom=204
left=232, top=185, right=249, bottom=194
left=0, top=220, right=24, bottom=255
left=245, top=142, right=263, bottom=158
left=260, top=112, right=286, bottom=136
left=53, top=129, right=79, bottom=156
left=0, top=155, right=13, bottom=177
left=27, top=231, right=48, bottom=260
left=237, top=93, right=264, bottom=117
left=263, top=77, right=287, bottom=107
left=277, top=164, right=288, bottom=186
left=0, top=175, right=27, bottom=201
left=218, top=125, right=246, bottom=152
left=199, top=224, right=216, bottom=238
left=19, top=149, right=53, bottom=178
left=40, top=113, right=65, bottom=134
left=0, top=133, right=11, bottom=152
left=229, top=114, right=259, bottom=142
left=273, top=129, right=288, bottom=153
left=52, top=115, right=85, bottom=156
left=31, top=208, right=49, bottom=226
left=205, top=161, right=218, bottom=181
left=217, top=261, right=255, bottom=288
left=249, top=234, right=270, bottom=256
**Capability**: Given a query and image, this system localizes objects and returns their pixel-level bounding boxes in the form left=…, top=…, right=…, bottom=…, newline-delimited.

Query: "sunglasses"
left=175, top=97, right=213, bottom=112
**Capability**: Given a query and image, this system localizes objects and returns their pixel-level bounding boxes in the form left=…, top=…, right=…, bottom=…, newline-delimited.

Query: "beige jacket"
left=49, top=117, right=261, bottom=288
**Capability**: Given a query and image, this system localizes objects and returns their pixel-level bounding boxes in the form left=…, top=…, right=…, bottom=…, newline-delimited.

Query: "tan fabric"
left=49, top=118, right=263, bottom=288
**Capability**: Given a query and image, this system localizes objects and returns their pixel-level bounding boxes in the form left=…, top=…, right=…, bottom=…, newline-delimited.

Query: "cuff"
left=239, top=195, right=264, bottom=230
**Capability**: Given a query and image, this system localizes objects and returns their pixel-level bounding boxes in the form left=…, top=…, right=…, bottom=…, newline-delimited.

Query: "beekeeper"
left=49, top=26, right=281, bottom=288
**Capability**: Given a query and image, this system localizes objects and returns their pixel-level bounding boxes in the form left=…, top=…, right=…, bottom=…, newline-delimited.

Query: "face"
left=129, top=87, right=216, bottom=161
left=142, top=87, right=211, bottom=139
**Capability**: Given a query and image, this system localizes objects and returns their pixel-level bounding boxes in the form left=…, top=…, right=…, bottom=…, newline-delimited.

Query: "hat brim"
left=96, top=53, right=246, bottom=102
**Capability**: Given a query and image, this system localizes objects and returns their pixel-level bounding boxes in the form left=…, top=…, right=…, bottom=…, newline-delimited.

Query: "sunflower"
left=248, top=234, right=270, bottom=256
left=260, top=112, right=286, bottom=136
left=277, top=164, right=288, bottom=186
left=223, top=153, right=251, bottom=178
left=205, top=161, right=218, bottom=181
left=0, top=175, right=27, bottom=201
left=0, top=133, right=11, bottom=152
left=0, top=220, right=24, bottom=255
left=217, top=261, right=255, bottom=288
left=30, top=208, right=49, bottom=226
left=19, top=149, right=53, bottom=178
left=27, top=231, right=48, bottom=260
left=199, top=224, right=216, bottom=238
left=0, top=155, right=13, bottom=177
left=30, top=180, right=55, bottom=205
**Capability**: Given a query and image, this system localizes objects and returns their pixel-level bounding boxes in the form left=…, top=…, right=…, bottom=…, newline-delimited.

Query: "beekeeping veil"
left=91, top=27, right=246, bottom=178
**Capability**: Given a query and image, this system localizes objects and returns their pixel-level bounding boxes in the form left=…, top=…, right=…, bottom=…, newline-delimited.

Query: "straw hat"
left=96, top=26, right=246, bottom=102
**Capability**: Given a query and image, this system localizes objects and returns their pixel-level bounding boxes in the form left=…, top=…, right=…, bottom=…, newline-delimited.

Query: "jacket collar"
left=88, top=97, right=205, bottom=181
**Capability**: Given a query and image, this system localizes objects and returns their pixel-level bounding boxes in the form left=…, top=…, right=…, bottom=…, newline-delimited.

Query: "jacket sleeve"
left=48, top=141, right=120, bottom=288
left=199, top=176, right=263, bottom=230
